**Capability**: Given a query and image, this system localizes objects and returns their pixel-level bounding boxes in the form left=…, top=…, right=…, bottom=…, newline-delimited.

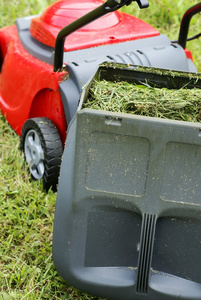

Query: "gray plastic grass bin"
left=53, top=63, right=201, bottom=300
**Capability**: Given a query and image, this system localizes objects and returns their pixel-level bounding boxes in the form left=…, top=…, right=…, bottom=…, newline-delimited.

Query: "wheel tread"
left=20, top=117, right=63, bottom=191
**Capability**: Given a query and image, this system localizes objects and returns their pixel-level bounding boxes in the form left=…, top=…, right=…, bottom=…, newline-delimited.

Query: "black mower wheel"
left=20, top=117, right=63, bottom=191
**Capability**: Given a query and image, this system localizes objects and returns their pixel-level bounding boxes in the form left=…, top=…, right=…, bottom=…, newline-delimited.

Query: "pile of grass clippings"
left=83, top=80, right=201, bottom=122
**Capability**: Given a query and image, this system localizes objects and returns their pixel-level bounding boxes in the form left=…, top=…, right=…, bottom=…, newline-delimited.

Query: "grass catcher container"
left=53, top=63, right=201, bottom=300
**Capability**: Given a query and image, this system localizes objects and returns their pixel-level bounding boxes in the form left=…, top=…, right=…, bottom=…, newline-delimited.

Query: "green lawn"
left=0, top=120, right=98, bottom=300
left=0, top=0, right=201, bottom=299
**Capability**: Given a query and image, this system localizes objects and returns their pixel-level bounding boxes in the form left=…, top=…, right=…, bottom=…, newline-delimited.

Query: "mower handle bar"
left=178, top=2, right=201, bottom=49
left=53, top=0, right=149, bottom=72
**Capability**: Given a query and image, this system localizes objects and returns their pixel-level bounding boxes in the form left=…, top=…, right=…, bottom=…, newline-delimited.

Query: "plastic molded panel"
left=152, top=217, right=201, bottom=284
left=53, top=110, right=201, bottom=299
left=85, top=132, right=150, bottom=196
left=161, top=142, right=201, bottom=204
left=53, top=65, right=201, bottom=299
left=85, top=210, right=142, bottom=267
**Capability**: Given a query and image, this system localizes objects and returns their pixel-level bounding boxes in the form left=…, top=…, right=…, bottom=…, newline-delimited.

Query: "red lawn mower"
left=0, top=0, right=198, bottom=191
left=1, top=1, right=201, bottom=299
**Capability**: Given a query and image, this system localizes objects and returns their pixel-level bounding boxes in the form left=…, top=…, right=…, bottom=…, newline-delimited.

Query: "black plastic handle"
left=53, top=0, right=149, bottom=72
left=107, top=0, right=149, bottom=9
left=178, top=2, right=201, bottom=49
left=136, top=0, right=149, bottom=9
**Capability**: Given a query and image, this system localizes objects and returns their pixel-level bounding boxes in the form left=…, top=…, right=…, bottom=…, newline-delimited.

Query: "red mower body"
left=0, top=25, right=67, bottom=143
left=30, top=0, right=159, bottom=51
left=0, top=0, right=159, bottom=144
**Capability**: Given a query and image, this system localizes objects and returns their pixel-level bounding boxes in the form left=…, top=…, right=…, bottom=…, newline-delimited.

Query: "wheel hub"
left=24, top=129, right=45, bottom=179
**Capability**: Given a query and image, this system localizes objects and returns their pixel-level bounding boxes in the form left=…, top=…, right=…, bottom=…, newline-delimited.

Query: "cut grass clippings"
left=84, top=79, right=201, bottom=123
